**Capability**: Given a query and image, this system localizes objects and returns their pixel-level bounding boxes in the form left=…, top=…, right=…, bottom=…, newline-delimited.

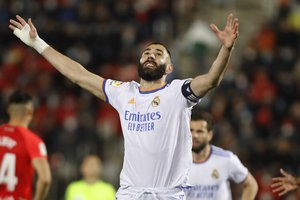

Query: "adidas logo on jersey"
left=128, top=98, right=135, bottom=104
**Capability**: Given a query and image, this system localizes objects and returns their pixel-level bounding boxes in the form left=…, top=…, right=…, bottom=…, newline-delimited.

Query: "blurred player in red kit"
left=0, top=90, right=51, bottom=200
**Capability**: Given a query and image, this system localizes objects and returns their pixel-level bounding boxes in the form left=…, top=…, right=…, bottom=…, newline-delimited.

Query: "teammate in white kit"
left=185, top=109, right=258, bottom=200
left=9, top=13, right=239, bottom=200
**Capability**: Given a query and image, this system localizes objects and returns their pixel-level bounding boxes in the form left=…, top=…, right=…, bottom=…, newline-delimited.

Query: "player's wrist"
left=223, top=39, right=237, bottom=51
left=13, top=24, right=49, bottom=54
left=32, top=36, right=49, bottom=54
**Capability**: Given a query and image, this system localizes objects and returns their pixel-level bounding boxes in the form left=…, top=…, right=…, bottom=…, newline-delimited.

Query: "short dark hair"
left=8, top=90, right=33, bottom=105
left=191, top=108, right=214, bottom=131
left=145, top=42, right=172, bottom=58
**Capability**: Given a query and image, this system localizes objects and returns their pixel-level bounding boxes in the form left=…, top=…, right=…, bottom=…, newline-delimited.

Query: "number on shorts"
left=0, top=153, right=18, bottom=191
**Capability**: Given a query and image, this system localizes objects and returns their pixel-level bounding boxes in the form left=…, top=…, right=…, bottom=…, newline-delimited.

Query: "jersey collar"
left=139, top=83, right=169, bottom=94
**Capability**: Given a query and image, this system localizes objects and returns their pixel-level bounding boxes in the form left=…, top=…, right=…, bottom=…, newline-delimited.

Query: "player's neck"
left=193, top=145, right=211, bottom=163
left=139, top=78, right=167, bottom=92
left=84, top=177, right=99, bottom=184
left=8, top=119, right=29, bottom=128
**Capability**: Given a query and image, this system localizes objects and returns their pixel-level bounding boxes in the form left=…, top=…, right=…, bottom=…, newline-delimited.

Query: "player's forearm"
left=190, top=45, right=233, bottom=97
left=241, top=187, right=258, bottom=200
left=241, top=174, right=258, bottom=200
left=33, top=177, right=51, bottom=200
left=41, top=47, right=89, bottom=84
left=206, top=45, right=233, bottom=86
left=40, top=47, right=105, bottom=99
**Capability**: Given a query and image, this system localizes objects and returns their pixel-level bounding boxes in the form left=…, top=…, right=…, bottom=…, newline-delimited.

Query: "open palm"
left=9, top=15, right=38, bottom=40
left=271, top=169, right=299, bottom=196
left=210, top=13, right=239, bottom=49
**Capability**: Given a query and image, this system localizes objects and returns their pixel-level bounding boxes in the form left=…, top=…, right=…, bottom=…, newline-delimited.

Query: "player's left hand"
left=271, top=168, right=299, bottom=196
left=210, top=13, right=239, bottom=49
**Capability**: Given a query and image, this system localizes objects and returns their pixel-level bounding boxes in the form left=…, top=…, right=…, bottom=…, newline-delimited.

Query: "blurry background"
left=1, top=0, right=300, bottom=199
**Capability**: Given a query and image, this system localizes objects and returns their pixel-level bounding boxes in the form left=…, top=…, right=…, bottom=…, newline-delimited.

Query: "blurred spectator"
left=65, top=155, right=116, bottom=200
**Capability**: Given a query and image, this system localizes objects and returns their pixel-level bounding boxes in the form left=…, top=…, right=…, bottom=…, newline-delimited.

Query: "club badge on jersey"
left=151, top=96, right=160, bottom=107
left=211, top=169, right=219, bottom=179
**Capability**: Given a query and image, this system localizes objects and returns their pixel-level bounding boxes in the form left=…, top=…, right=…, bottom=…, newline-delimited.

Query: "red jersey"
left=0, top=124, right=47, bottom=200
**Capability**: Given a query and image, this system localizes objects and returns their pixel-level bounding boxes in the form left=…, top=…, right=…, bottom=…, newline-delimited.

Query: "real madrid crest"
left=151, top=96, right=160, bottom=107
left=211, top=169, right=219, bottom=179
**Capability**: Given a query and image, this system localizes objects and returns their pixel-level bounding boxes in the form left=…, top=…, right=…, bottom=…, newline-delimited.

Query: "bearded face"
left=190, top=120, right=212, bottom=154
left=192, top=141, right=208, bottom=153
left=138, top=59, right=167, bottom=81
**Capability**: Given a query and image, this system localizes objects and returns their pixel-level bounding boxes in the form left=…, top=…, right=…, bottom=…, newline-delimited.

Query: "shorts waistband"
left=120, top=185, right=183, bottom=193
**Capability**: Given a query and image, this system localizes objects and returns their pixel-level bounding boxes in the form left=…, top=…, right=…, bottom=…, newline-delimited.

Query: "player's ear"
left=165, top=64, right=173, bottom=75
left=26, top=109, right=33, bottom=117
left=208, top=130, right=213, bottom=141
left=6, top=105, right=15, bottom=116
left=26, top=105, right=34, bottom=116
left=6, top=106, right=11, bottom=115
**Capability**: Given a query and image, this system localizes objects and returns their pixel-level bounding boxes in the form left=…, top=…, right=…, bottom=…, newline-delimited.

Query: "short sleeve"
left=25, top=133, right=48, bottom=160
left=105, top=184, right=116, bottom=200
left=65, top=183, right=75, bottom=200
left=103, top=79, right=132, bottom=109
left=228, top=153, right=248, bottom=183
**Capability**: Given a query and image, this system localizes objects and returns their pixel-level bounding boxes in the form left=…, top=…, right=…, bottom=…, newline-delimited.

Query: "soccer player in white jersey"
left=9, top=13, right=239, bottom=200
left=185, top=109, right=258, bottom=200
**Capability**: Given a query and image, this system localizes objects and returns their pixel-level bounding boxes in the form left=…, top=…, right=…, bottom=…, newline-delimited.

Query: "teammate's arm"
left=32, top=157, right=51, bottom=200
left=190, top=14, right=239, bottom=98
left=240, top=173, right=258, bottom=200
left=9, top=15, right=106, bottom=101
left=271, top=168, right=300, bottom=196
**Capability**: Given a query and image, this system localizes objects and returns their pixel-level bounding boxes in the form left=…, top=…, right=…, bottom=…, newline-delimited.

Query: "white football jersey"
left=185, top=145, right=248, bottom=200
left=103, top=79, right=199, bottom=189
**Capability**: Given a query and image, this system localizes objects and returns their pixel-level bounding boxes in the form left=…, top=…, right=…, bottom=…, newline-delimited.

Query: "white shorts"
left=116, top=186, right=185, bottom=200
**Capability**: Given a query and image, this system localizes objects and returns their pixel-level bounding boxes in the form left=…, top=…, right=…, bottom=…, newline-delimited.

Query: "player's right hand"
left=9, top=15, right=39, bottom=47
left=9, top=15, right=49, bottom=54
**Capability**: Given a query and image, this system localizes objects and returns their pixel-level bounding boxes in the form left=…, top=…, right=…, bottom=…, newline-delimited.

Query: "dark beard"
left=192, top=143, right=207, bottom=153
left=138, top=61, right=166, bottom=81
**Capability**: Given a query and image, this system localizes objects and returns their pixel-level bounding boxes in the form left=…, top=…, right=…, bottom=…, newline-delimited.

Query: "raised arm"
left=9, top=15, right=106, bottom=101
left=241, top=173, right=258, bottom=200
left=190, top=13, right=239, bottom=97
left=271, top=168, right=300, bottom=196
